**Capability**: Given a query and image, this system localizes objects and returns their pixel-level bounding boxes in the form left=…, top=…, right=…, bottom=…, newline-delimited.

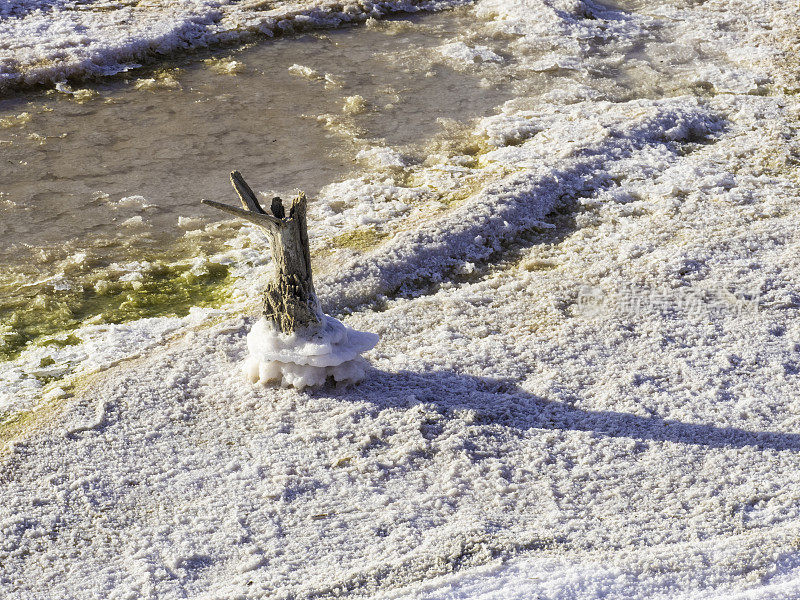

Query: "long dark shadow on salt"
left=332, top=369, right=800, bottom=452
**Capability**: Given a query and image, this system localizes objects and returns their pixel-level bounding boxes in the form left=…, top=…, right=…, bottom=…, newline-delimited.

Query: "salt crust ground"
left=0, top=0, right=463, bottom=92
left=2, top=0, right=800, bottom=598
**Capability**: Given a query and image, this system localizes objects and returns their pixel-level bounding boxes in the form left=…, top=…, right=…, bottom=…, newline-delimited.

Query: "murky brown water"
left=0, top=9, right=513, bottom=265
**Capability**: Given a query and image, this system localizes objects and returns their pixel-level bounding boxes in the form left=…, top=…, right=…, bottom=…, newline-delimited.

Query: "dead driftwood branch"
left=201, top=171, right=322, bottom=334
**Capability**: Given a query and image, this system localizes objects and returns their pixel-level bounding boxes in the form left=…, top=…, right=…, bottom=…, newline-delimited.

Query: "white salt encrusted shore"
left=3, top=0, right=800, bottom=598
left=243, top=315, right=379, bottom=389
left=0, top=0, right=465, bottom=93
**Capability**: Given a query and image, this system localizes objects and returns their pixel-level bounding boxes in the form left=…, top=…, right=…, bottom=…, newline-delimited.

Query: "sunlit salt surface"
left=2, top=0, right=800, bottom=598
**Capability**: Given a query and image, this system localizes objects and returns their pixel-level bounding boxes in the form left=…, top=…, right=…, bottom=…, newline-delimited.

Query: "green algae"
left=331, top=227, right=388, bottom=250
left=33, top=370, right=63, bottom=386
left=0, top=409, right=37, bottom=445
left=38, top=356, right=56, bottom=368
left=41, top=334, right=83, bottom=348
left=0, top=261, right=232, bottom=362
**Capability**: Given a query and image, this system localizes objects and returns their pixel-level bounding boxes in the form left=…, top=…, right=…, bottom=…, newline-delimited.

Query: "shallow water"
left=0, top=10, right=513, bottom=257
left=0, top=8, right=515, bottom=358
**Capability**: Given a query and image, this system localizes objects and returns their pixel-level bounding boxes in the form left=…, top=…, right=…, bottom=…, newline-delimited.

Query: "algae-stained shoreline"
left=0, top=0, right=466, bottom=96
left=2, top=0, right=800, bottom=598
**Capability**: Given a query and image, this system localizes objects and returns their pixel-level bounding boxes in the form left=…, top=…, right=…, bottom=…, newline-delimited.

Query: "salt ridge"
left=0, top=0, right=463, bottom=92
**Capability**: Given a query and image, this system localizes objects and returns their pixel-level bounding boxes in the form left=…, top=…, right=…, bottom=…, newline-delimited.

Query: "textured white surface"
left=2, top=0, right=800, bottom=598
left=243, top=315, right=379, bottom=388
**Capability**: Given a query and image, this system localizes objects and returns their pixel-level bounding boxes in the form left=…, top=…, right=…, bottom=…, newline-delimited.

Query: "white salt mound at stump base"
left=243, top=315, right=379, bottom=389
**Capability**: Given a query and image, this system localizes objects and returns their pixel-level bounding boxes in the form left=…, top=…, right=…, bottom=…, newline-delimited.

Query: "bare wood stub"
left=201, top=171, right=322, bottom=334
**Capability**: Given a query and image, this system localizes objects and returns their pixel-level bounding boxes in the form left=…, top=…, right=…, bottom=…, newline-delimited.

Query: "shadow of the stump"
left=322, top=369, right=800, bottom=452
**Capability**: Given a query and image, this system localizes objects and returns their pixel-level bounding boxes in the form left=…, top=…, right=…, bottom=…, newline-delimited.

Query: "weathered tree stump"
left=201, top=171, right=378, bottom=388
left=201, top=171, right=322, bottom=334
